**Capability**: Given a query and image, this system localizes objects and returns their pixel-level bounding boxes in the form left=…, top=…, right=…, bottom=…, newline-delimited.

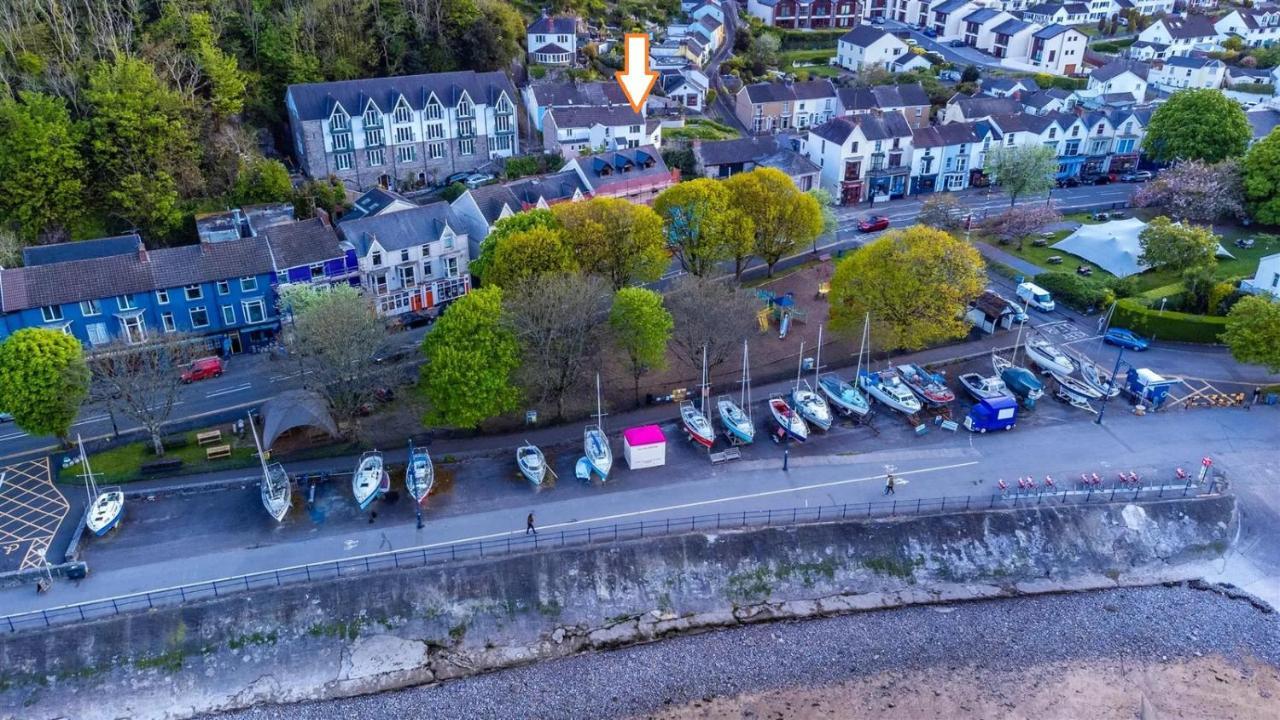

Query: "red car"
left=181, top=356, right=224, bottom=383
left=858, top=215, right=890, bottom=233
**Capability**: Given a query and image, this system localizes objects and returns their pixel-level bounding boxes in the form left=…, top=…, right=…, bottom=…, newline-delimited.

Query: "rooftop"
left=21, top=233, right=141, bottom=267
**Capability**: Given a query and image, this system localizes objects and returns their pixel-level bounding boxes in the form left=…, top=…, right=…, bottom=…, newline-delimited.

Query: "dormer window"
left=331, top=110, right=349, bottom=131
left=364, top=107, right=382, bottom=127
left=393, top=99, right=413, bottom=124
left=425, top=100, right=442, bottom=121
left=1048, top=128, right=1057, bottom=139
left=457, top=96, right=474, bottom=118
left=496, top=96, right=512, bottom=113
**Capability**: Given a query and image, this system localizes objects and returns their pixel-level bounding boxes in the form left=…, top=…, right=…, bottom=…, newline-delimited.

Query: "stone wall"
left=0, top=495, right=1236, bottom=720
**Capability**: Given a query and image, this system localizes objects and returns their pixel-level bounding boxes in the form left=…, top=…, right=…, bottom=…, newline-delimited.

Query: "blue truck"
left=963, top=396, right=1019, bottom=433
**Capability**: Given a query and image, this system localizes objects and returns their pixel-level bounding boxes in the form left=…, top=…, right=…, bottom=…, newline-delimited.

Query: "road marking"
left=206, top=383, right=252, bottom=398
left=0, top=431, right=27, bottom=442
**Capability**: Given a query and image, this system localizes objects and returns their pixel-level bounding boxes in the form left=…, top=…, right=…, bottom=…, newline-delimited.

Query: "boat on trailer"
left=584, top=374, right=613, bottom=480
left=897, top=363, right=956, bottom=406
left=78, top=435, right=124, bottom=536
left=1024, top=337, right=1076, bottom=376
left=791, top=335, right=833, bottom=431
left=958, top=372, right=1010, bottom=402
left=1078, top=355, right=1122, bottom=399
left=681, top=346, right=716, bottom=448
left=992, top=352, right=1045, bottom=403
left=817, top=374, right=870, bottom=417
left=1051, top=370, right=1105, bottom=400
left=406, top=440, right=434, bottom=504
left=768, top=394, right=809, bottom=442
left=859, top=368, right=922, bottom=416
left=352, top=451, right=386, bottom=510
left=717, top=340, right=755, bottom=444
left=248, top=414, right=291, bottom=522
left=517, top=443, right=547, bottom=485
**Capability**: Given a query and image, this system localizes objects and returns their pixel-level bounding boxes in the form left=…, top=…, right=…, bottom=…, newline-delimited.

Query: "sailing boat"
left=717, top=340, right=755, bottom=444
left=79, top=435, right=124, bottom=537
left=680, top=346, right=716, bottom=448
left=768, top=394, right=809, bottom=441
left=993, top=298, right=1045, bottom=406
left=1074, top=302, right=1122, bottom=398
left=1024, top=337, right=1076, bottom=376
left=517, top=442, right=547, bottom=485
left=820, top=316, right=871, bottom=418
left=791, top=334, right=833, bottom=431
left=856, top=315, right=921, bottom=416
left=352, top=451, right=387, bottom=510
left=584, top=374, right=613, bottom=480
left=249, top=413, right=291, bottom=522
left=405, top=439, right=434, bottom=504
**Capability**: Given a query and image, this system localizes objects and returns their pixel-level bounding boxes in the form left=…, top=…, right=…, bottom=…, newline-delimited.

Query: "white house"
left=527, top=14, right=579, bottom=66
left=661, top=69, right=710, bottom=112
left=690, top=0, right=728, bottom=24
left=1214, top=8, right=1280, bottom=49
left=931, top=0, right=989, bottom=39
left=1086, top=59, right=1151, bottom=102
left=803, top=112, right=915, bottom=204
left=1148, top=56, right=1226, bottom=92
left=836, top=24, right=909, bottom=71
left=1022, top=3, right=1089, bottom=26
left=1024, top=24, right=1088, bottom=76
left=961, top=8, right=1019, bottom=51
left=542, top=105, right=661, bottom=156
left=1136, top=14, right=1221, bottom=59
left=989, top=18, right=1039, bottom=60
left=1241, top=253, right=1280, bottom=297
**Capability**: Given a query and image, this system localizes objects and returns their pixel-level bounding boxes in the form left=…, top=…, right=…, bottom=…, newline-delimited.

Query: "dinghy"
left=405, top=440, right=434, bottom=504
left=77, top=435, right=125, bottom=537
left=817, top=374, right=870, bottom=417
left=1024, top=338, right=1076, bottom=376
left=717, top=340, right=755, bottom=444
left=897, top=363, right=956, bottom=405
left=575, top=457, right=592, bottom=483
left=858, top=368, right=922, bottom=415
left=248, top=415, right=291, bottom=522
left=768, top=395, right=809, bottom=442
left=958, top=372, right=1010, bottom=402
left=352, top=451, right=386, bottom=510
left=517, top=443, right=547, bottom=485
left=584, top=375, right=612, bottom=479
left=680, top=401, right=716, bottom=448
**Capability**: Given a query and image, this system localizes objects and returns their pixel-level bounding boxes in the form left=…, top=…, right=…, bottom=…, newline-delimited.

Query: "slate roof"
left=341, top=187, right=414, bottom=223
left=505, top=170, right=588, bottom=206
left=1, top=238, right=275, bottom=312
left=1033, top=24, right=1075, bottom=39
left=837, top=83, right=930, bottom=112
left=460, top=183, right=520, bottom=226
left=528, top=15, right=578, bottom=34
left=911, top=122, right=981, bottom=147
left=696, top=135, right=783, bottom=167
left=286, top=71, right=517, bottom=122
left=839, top=24, right=895, bottom=48
left=811, top=113, right=912, bottom=144
left=810, top=117, right=858, bottom=145
left=261, top=218, right=345, bottom=270
left=527, top=80, right=627, bottom=108
left=1162, top=55, right=1222, bottom=69
left=533, top=43, right=571, bottom=55
left=950, top=94, right=1022, bottom=119
left=964, top=8, right=1002, bottom=23
left=983, top=77, right=1039, bottom=95
left=1160, top=14, right=1218, bottom=39
left=758, top=148, right=821, bottom=178
left=933, top=0, right=971, bottom=13
left=547, top=104, right=644, bottom=129
left=1025, top=2, right=1062, bottom=14
left=1021, top=89, right=1069, bottom=109
left=338, top=202, right=463, bottom=257
left=1092, top=59, right=1151, bottom=82
left=1247, top=107, right=1280, bottom=140
left=699, top=15, right=722, bottom=32
left=743, top=79, right=836, bottom=104
left=22, top=233, right=141, bottom=267
left=1064, top=3, right=1090, bottom=14
left=993, top=18, right=1033, bottom=35
left=574, top=146, right=671, bottom=191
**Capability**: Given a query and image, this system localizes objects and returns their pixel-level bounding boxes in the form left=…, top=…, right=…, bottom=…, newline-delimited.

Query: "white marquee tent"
left=1051, top=218, right=1232, bottom=278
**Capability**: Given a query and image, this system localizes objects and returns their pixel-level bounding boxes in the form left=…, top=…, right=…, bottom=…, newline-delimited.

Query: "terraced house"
left=286, top=71, right=520, bottom=192
left=747, top=0, right=860, bottom=28
left=736, top=79, right=839, bottom=134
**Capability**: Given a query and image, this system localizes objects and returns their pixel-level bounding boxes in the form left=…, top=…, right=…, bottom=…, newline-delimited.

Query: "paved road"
left=706, top=1, right=747, bottom=133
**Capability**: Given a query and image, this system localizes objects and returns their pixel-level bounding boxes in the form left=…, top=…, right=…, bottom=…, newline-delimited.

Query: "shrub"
left=1034, top=271, right=1114, bottom=312
left=776, top=28, right=846, bottom=50
left=529, top=65, right=547, bottom=80
left=440, top=182, right=466, bottom=202
left=1113, top=298, right=1230, bottom=343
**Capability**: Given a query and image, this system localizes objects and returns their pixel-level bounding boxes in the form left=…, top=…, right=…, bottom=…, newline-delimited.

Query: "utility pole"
left=1094, top=345, right=1126, bottom=425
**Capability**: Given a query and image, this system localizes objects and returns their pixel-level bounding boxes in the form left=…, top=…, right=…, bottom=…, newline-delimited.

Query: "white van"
left=1016, top=282, right=1055, bottom=312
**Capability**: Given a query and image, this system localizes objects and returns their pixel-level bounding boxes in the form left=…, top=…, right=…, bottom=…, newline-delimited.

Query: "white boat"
left=248, top=413, right=291, bottom=522
left=584, top=374, right=612, bottom=480
left=717, top=341, right=755, bottom=444
left=681, top=346, right=716, bottom=449
left=77, top=435, right=124, bottom=537
left=1024, top=337, right=1076, bottom=376
left=791, top=336, right=832, bottom=431
left=517, top=443, right=547, bottom=485
left=958, top=372, right=1009, bottom=401
left=352, top=451, right=386, bottom=510
left=768, top=395, right=809, bottom=442
left=859, top=368, right=922, bottom=415
left=575, top=457, right=592, bottom=483
left=818, top=374, right=870, bottom=417
left=1051, top=370, right=1105, bottom=400
left=897, top=363, right=956, bottom=406
left=406, top=440, right=434, bottom=504
left=1080, top=359, right=1122, bottom=399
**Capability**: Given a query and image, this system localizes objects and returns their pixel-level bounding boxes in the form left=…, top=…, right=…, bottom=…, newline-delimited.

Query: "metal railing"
left=1, top=483, right=1211, bottom=633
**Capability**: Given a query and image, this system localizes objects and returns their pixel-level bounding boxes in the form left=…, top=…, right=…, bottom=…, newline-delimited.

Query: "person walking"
left=883, top=473, right=896, bottom=495
left=526, top=512, right=537, bottom=535
left=1252, top=387, right=1262, bottom=408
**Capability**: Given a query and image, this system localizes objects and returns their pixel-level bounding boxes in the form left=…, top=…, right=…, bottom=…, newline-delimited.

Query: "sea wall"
left=0, top=495, right=1237, bottom=720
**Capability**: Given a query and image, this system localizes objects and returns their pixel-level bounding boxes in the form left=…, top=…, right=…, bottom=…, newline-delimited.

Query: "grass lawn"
left=663, top=118, right=740, bottom=141
left=64, top=430, right=259, bottom=485
left=781, top=48, right=840, bottom=77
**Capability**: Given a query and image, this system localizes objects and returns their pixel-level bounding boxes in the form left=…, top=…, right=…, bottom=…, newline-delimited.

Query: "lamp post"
left=1095, top=345, right=1126, bottom=425
left=1159, top=297, right=1167, bottom=315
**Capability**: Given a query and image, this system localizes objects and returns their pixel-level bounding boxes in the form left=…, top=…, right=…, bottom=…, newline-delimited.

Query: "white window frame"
left=86, top=322, right=110, bottom=346
left=459, top=138, right=475, bottom=156
left=216, top=280, right=231, bottom=295
left=80, top=299, right=102, bottom=316
left=189, top=306, right=210, bottom=329
left=242, top=299, right=266, bottom=324
left=156, top=288, right=170, bottom=305
left=221, top=305, right=236, bottom=325
left=184, top=284, right=203, bottom=301
left=335, top=153, right=353, bottom=171
left=161, top=312, right=176, bottom=333
left=116, top=294, right=137, bottom=311
left=397, top=145, right=417, bottom=163
left=240, top=276, right=257, bottom=292
left=41, top=305, right=63, bottom=322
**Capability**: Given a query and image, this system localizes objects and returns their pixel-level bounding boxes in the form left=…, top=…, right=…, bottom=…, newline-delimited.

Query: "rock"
left=551, top=628, right=566, bottom=644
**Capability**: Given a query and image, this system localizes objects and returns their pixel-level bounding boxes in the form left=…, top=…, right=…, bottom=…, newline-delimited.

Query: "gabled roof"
left=546, top=104, right=644, bottom=129
left=1064, top=2, right=1089, bottom=13
left=983, top=77, right=1039, bottom=95
left=698, top=15, right=722, bottom=32
left=911, top=122, right=981, bottom=148
left=933, top=0, right=972, bottom=13
left=743, top=79, right=836, bottom=104
left=1026, top=2, right=1063, bottom=14
left=1162, top=55, right=1223, bottom=69
left=22, top=233, right=141, bottom=267
left=572, top=146, right=671, bottom=191
left=696, top=135, right=783, bottom=167
left=838, top=83, right=930, bottom=112
left=261, top=218, right=345, bottom=270
left=811, top=117, right=857, bottom=145
left=528, top=15, right=577, bottom=34
left=339, top=202, right=463, bottom=256
left=1247, top=107, right=1280, bottom=140
left=287, top=71, right=517, bottom=122
left=1159, top=14, right=1218, bottom=39
left=505, top=170, right=589, bottom=207
left=814, top=112, right=913, bottom=144
left=461, top=183, right=520, bottom=226
left=527, top=80, right=627, bottom=108
left=1092, top=59, right=1151, bottom=82
left=993, top=18, right=1034, bottom=35
left=341, top=187, right=415, bottom=223
left=950, top=94, right=1022, bottom=119
left=1021, top=89, right=1069, bottom=109
left=1033, top=24, right=1075, bottom=39
left=964, top=8, right=1002, bottom=23
left=839, top=24, right=896, bottom=48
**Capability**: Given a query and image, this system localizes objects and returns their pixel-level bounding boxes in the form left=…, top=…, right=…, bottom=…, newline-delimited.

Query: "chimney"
left=137, top=240, right=149, bottom=264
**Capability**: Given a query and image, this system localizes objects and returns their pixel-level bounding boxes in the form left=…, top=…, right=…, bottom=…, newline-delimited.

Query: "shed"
left=623, top=424, right=666, bottom=470
left=260, top=390, right=340, bottom=450
left=967, top=290, right=1014, bottom=334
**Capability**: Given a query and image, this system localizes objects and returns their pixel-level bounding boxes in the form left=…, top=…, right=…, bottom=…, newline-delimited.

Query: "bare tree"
left=88, top=334, right=204, bottom=455
left=664, top=276, right=758, bottom=376
left=502, top=273, right=611, bottom=419
left=288, top=285, right=389, bottom=435
left=983, top=203, right=1063, bottom=250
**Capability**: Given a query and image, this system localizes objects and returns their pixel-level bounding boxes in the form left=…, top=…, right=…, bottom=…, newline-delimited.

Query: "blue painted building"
left=260, top=217, right=359, bottom=287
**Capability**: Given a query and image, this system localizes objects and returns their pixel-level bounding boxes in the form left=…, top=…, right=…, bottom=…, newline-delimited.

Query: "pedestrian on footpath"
left=1252, top=387, right=1262, bottom=408
left=526, top=512, right=537, bottom=535
left=883, top=474, right=896, bottom=496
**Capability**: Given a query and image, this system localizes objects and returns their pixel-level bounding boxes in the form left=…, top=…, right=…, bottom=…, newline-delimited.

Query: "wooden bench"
left=196, top=430, right=222, bottom=446
left=205, top=444, right=232, bottom=460
left=709, top=447, right=741, bottom=464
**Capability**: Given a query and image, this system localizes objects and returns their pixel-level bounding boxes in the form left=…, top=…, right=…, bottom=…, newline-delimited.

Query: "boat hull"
left=261, top=469, right=291, bottom=522
left=353, top=455, right=386, bottom=510
left=817, top=377, right=870, bottom=417
left=518, top=448, right=547, bottom=485
left=859, top=372, right=921, bottom=415
left=1026, top=342, right=1076, bottom=376
left=791, top=390, right=832, bottom=431
left=958, top=373, right=1008, bottom=401
left=584, top=428, right=612, bottom=479
left=680, top=403, right=715, bottom=448
left=717, top=400, right=755, bottom=444
left=86, top=491, right=125, bottom=536
left=768, top=399, right=808, bottom=442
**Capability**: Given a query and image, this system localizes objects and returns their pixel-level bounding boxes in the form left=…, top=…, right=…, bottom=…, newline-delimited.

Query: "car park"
left=1103, top=328, right=1150, bottom=351
left=442, top=171, right=471, bottom=187
left=858, top=215, right=890, bottom=232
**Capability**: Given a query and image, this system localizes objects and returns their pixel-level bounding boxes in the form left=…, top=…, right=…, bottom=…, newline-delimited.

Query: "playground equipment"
left=755, top=290, right=808, bottom=336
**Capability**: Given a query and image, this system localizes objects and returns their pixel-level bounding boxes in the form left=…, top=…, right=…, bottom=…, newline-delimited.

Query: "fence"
left=2, top=483, right=1212, bottom=633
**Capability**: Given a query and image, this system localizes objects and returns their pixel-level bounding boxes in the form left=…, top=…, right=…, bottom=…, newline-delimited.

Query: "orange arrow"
left=616, top=33, right=658, bottom=114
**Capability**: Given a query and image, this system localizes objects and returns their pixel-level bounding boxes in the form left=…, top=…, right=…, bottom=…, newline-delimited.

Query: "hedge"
left=774, top=29, right=847, bottom=50
left=1112, top=298, right=1229, bottom=343
left=1034, top=271, right=1113, bottom=312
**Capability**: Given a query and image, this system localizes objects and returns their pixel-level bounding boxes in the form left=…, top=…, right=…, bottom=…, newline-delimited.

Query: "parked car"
left=1005, top=301, right=1029, bottom=324
left=0, top=412, right=12, bottom=423
left=871, top=16, right=885, bottom=24
left=949, top=39, right=966, bottom=47
left=922, top=27, right=938, bottom=38
left=464, top=173, right=496, bottom=189
left=858, top=215, right=890, bottom=233
left=904, top=38, right=918, bottom=46
left=1081, top=173, right=1112, bottom=185
left=1056, top=176, right=1080, bottom=188
left=441, top=171, right=471, bottom=187
left=1016, top=281, right=1055, bottom=312
left=1103, top=328, right=1150, bottom=351
left=181, top=356, right=224, bottom=383
left=1121, top=170, right=1153, bottom=183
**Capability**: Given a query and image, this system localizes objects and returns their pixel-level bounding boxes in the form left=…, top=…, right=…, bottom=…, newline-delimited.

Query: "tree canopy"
left=1145, top=89, right=1250, bottom=164
left=724, top=167, right=823, bottom=277
left=0, top=91, right=85, bottom=242
left=1135, top=159, right=1244, bottom=224
left=486, top=226, right=579, bottom=289
left=0, top=328, right=89, bottom=442
left=1137, top=216, right=1220, bottom=272
left=653, top=179, right=752, bottom=277
left=1242, top=129, right=1280, bottom=224
left=471, top=209, right=561, bottom=283
left=828, top=225, right=986, bottom=351
left=419, top=286, right=522, bottom=429
left=287, top=285, right=388, bottom=433
left=609, top=287, right=674, bottom=405
left=552, top=197, right=668, bottom=290
left=1222, top=295, right=1280, bottom=372
left=985, top=144, right=1057, bottom=206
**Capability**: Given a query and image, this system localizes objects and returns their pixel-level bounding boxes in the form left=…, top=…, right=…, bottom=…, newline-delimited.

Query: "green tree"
left=419, top=286, right=522, bottom=428
left=1222, top=295, right=1280, bottom=372
left=84, top=56, right=200, bottom=238
left=441, top=182, right=466, bottom=202
left=725, top=167, right=823, bottom=277
left=287, top=285, right=388, bottom=434
left=807, top=187, right=837, bottom=254
left=0, top=92, right=86, bottom=242
left=653, top=179, right=751, bottom=276
left=234, top=157, right=293, bottom=205
left=1242, top=128, right=1280, bottom=223
left=1138, top=216, right=1220, bottom=272
left=188, top=13, right=247, bottom=118
left=1145, top=89, right=1250, bottom=164
left=985, top=144, right=1058, bottom=206
left=0, top=328, right=89, bottom=443
left=828, top=225, right=986, bottom=351
left=961, top=64, right=980, bottom=83
left=486, top=226, right=578, bottom=288
left=472, top=209, right=561, bottom=283
left=917, top=193, right=966, bottom=231
left=553, top=197, right=668, bottom=290
left=609, top=287, right=674, bottom=404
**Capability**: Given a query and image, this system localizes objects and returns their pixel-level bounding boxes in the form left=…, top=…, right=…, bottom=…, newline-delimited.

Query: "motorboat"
left=768, top=395, right=809, bottom=442
left=405, top=441, right=434, bottom=504
left=858, top=368, right=922, bottom=416
left=247, top=414, right=290, bottom=522
left=517, top=443, right=547, bottom=485
left=584, top=373, right=613, bottom=479
left=958, top=372, right=1010, bottom=402
left=1024, top=338, right=1076, bottom=376
left=791, top=381, right=832, bottom=431
left=817, top=373, right=870, bottom=417
left=1051, top=371, right=1105, bottom=400
left=897, top=363, right=956, bottom=406
left=679, top=400, right=716, bottom=448
left=717, top=395, right=755, bottom=444
left=993, top=352, right=1045, bottom=403
left=352, top=451, right=386, bottom=510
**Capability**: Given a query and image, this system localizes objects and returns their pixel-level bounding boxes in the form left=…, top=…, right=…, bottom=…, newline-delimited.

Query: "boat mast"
left=1012, top=297, right=1032, bottom=365
left=740, top=339, right=751, bottom=422
left=700, top=345, right=709, bottom=413
left=856, top=312, right=870, bottom=379
left=794, top=340, right=805, bottom=391
left=247, top=411, right=271, bottom=480
left=814, top=324, right=823, bottom=386
left=77, top=434, right=98, bottom=502
left=595, top=372, right=605, bottom=430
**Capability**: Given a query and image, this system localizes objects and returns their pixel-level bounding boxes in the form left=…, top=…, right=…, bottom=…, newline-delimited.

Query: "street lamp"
left=1095, top=345, right=1126, bottom=425
left=1159, top=297, right=1167, bottom=315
